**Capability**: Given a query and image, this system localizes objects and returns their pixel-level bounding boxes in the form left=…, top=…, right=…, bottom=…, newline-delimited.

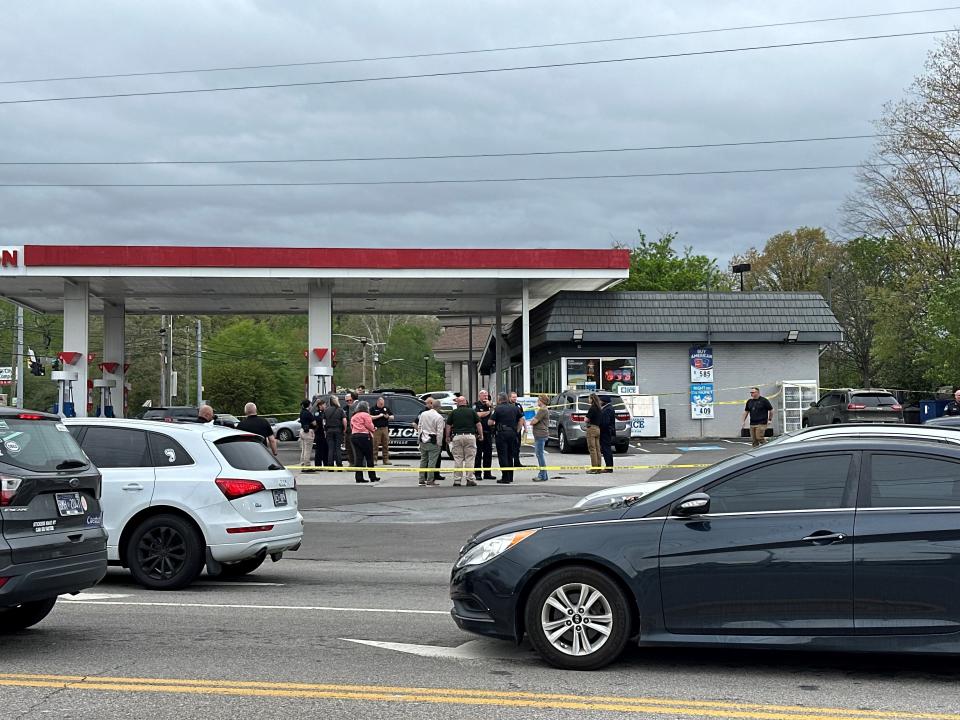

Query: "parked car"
left=64, top=418, right=303, bottom=589
left=452, top=437, right=960, bottom=669
left=924, top=415, right=960, bottom=428
left=1, top=408, right=108, bottom=631
left=804, top=389, right=903, bottom=426
left=371, top=387, right=416, bottom=396
left=216, top=413, right=240, bottom=429
left=273, top=418, right=301, bottom=442
left=574, top=422, right=960, bottom=510
left=419, top=391, right=458, bottom=410
left=138, top=406, right=200, bottom=423
left=547, top=390, right=631, bottom=453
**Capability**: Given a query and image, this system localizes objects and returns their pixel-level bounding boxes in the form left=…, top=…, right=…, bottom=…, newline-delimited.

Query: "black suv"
left=0, top=408, right=107, bottom=631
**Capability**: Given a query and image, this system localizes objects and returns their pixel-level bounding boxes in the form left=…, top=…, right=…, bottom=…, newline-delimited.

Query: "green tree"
left=731, top=227, right=838, bottom=292
left=612, top=231, right=731, bottom=291
left=205, top=359, right=280, bottom=416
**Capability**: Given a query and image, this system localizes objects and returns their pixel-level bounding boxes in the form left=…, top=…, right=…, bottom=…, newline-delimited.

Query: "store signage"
left=690, top=383, right=715, bottom=419
left=0, top=367, right=11, bottom=386
left=618, top=385, right=639, bottom=395
left=0, top=246, right=24, bottom=274
left=689, top=346, right=714, bottom=382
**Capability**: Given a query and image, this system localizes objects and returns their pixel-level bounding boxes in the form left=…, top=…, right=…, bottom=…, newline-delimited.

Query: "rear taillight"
left=891, top=404, right=902, bottom=411
left=226, top=525, right=274, bottom=534
left=17, top=413, right=44, bottom=420
left=0, top=577, right=8, bottom=588
left=215, top=478, right=265, bottom=501
left=571, top=414, right=587, bottom=422
left=616, top=413, right=631, bottom=421
left=0, top=476, right=22, bottom=506
left=847, top=403, right=866, bottom=410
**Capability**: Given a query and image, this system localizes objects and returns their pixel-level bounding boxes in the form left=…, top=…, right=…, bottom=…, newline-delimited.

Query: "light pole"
left=732, top=262, right=751, bottom=292
left=375, top=357, right=404, bottom=388
left=423, top=355, right=429, bottom=393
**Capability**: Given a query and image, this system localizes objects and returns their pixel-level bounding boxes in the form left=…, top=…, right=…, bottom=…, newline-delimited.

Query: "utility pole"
left=14, top=305, right=24, bottom=408
left=423, top=355, right=429, bottom=393
left=196, top=319, right=203, bottom=406
left=159, top=315, right=166, bottom=405
left=166, top=315, right=174, bottom=405
left=360, top=337, right=368, bottom=388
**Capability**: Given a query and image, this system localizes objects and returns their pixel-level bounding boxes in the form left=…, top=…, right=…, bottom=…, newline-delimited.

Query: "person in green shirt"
left=445, top=396, right=484, bottom=486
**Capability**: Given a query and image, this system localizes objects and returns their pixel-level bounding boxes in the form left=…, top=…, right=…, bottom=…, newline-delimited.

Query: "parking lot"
left=4, top=438, right=960, bottom=719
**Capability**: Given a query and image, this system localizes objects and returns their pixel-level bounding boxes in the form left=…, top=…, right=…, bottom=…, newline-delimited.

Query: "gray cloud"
left=0, top=0, right=952, bottom=262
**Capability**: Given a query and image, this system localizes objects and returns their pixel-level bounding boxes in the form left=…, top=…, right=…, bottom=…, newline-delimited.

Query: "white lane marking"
left=58, top=600, right=449, bottom=615
left=722, top=439, right=751, bottom=445
left=632, top=446, right=651, bottom=453
left=60, top=592, right=131, bottom=601
left=194, top=581, right=285, bottom=587
left=342, top=638, right=535, bottom=660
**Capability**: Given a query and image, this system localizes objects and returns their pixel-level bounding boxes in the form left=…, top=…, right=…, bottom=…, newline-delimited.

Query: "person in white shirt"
left=416, top=398, right=446, bottom=486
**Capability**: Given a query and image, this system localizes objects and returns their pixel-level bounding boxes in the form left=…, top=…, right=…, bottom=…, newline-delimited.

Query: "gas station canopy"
left=0, top=245, right=628, bottom=317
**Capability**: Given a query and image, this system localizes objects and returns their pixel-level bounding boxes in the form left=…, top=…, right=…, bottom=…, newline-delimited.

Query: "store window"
left=566, top=358, right=600, bottom=389
left=601, top=358, right=637, bottom=392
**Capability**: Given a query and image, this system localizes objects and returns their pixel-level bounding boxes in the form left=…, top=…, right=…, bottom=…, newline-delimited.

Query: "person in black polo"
left=238, top=402, right=278, bottom=457
left=943, top=389, right=960, bottom=416
left=369, top=396, right=394, bottom=465
left=740, top=387, right=773, bottom=447
left=489, top=393, right=523, bottom=484
left=473, top=390, right=496, bottom=481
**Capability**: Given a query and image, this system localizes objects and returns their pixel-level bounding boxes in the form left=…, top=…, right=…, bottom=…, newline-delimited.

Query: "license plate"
left=55, top=492, right=84, bottom=517
left=272, top=489, right=287, bottom=507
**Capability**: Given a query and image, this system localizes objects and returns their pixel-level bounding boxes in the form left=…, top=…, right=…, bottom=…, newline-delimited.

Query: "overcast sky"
left=0, top=1, right=954, bottom=263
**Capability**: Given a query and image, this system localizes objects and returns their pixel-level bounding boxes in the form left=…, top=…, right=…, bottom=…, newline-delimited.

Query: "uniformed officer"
left=473, top=390, right=496, bottom=482
left=943, top=389, right=960, bottom=416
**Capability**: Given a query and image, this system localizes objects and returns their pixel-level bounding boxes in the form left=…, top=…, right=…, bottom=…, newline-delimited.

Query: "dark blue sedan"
left=450, top=438, right=960, bottom=669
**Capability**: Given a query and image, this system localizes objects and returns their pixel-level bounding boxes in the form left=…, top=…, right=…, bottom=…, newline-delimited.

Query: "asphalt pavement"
left=3, top=438, right=959, bottom=719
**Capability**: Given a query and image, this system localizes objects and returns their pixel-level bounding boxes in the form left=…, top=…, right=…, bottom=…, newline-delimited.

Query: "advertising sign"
left=690, top=383, right=715, bottom=419
left=601, top=358, right=636, bottom=392
left=517, top=395, right=539, bottom=445
left=689, top=346, right=714, bottom=382
left=565, top=358, right=599, bottom=389
left=622, top=394, right=660, bottom=437
left=0, top=367, right=11, bottom=387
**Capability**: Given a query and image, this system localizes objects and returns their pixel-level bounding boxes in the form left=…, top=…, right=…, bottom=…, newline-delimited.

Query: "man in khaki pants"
left=741, top=387, right=774, bottom=447
left=445, top=395, right=483, bottom=486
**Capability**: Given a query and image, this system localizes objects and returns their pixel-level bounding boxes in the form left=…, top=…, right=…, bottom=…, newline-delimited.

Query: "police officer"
left=944, top=389, right=960, bottom=416
left=489, top=392, right=523, bottom=484
left=473, top=390, right=496, bottom=482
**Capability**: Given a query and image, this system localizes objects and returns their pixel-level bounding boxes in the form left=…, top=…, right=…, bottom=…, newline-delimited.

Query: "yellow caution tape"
left=286, top=463, right=711, bottom=472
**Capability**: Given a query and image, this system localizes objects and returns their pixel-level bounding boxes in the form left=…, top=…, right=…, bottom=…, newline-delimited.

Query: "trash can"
left=920, top=400, right=948, bottom=423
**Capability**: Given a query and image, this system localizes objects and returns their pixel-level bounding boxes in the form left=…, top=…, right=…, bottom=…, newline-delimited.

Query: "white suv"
left=65, top=418, right=303, bottom=590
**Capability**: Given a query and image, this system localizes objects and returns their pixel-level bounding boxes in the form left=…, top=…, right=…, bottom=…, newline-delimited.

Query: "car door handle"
left=122, top=483, right=143, bottom=491
left=802, top=531, right=846, bottom=544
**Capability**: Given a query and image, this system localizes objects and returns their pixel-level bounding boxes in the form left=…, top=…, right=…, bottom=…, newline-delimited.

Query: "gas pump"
left=52, top=351, right=83, bottom=417
left=93, top=379, right=116, bottom=417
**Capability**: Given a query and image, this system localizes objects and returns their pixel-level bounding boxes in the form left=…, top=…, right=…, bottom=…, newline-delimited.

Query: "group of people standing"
left=297, top=392, right=395, bottom=483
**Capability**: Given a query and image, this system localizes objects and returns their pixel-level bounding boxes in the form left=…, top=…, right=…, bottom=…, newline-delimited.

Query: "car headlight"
left=455, top=529, right=538, bottom=568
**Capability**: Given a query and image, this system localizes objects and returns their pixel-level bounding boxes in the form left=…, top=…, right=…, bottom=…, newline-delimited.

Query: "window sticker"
left=164, top=448, right=176, bottom=463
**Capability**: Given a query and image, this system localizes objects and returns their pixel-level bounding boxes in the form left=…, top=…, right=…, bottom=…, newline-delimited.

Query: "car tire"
left=219, top=554, right=267, bottom=578
left=127, top=514, right=205, bottom=590
left=524, top=565, right=632, bottom=671
left=0, top=597, right=58, bottom=632
left=277, top=428, right=294, bottom=442
left=558, top=427, right=571, bottom=454
left=615, top=442, right=629, bottom=454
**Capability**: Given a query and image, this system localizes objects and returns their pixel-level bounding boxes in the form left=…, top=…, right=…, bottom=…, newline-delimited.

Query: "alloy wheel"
left=137, top=525, right=188, bottom=581
left=540, top=582, right=613, bottom=657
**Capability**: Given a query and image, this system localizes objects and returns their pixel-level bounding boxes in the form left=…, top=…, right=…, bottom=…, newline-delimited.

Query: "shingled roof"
left=506, top=291, right=842, bottom=345
left=433, top=324, right=491, bottom=353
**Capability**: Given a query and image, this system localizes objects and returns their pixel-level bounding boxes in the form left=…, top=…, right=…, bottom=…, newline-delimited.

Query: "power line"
left=0, top=133, right=878, bottom=166
left=0, top=29, right=951, bottom=106
left=3, top=6, right=958, bottom=86
left=0, top=163, right=882, bottom=188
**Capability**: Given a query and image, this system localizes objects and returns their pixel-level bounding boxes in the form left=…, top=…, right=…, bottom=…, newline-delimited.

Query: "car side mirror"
left=673, top=493, right=711, bottom=517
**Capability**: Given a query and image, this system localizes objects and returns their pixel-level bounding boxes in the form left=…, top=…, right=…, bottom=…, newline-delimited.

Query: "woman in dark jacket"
left=585, top=393, right=603, bottom=474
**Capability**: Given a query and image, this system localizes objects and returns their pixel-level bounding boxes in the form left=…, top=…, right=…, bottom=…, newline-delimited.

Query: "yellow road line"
left=0, top=674, right=955, bottom=720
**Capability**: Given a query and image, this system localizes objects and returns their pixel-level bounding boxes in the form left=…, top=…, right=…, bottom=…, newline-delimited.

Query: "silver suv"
left=547, top=391, right=632, bottom=454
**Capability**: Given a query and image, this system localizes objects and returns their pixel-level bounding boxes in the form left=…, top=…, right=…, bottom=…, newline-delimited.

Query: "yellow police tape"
left=286, top=463, right=712, bottom=472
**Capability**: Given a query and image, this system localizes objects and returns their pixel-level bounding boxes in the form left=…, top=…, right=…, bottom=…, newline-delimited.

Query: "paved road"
left=4, top=439, right=959, bottom=719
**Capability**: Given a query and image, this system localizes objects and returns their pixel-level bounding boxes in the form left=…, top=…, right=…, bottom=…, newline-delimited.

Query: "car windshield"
left=215, top=436, right=282, bottom=471
left=630, top=454, right=750, bottom=508
left=0, top=416, right=89, bottom=472
left=851, top=393, right=899, bottom=407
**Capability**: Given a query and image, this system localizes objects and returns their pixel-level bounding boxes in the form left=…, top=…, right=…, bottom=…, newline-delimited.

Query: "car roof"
left=0, top=408, right=60, bottom=420
left=785, top=423, right=960, bottom=438
left=749, top=436, right=960, bottom=457
left=63, top=417, right=253, bottom=440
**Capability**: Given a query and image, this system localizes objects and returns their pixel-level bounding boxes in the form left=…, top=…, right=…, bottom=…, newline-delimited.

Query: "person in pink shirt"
left=350, top=400, right=380, bottom=483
